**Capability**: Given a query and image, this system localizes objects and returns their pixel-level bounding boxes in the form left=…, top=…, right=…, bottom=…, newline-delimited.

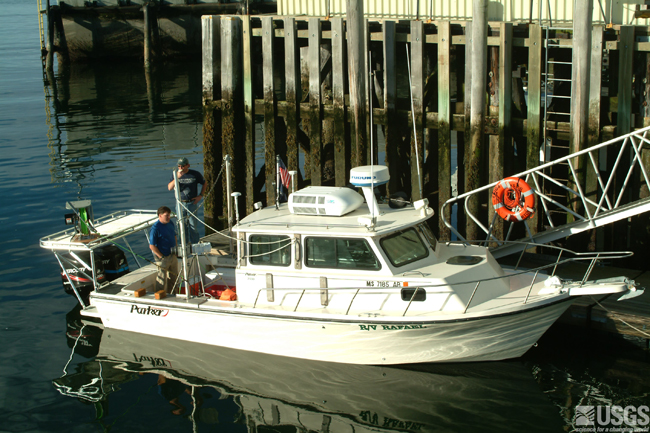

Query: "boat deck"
left=506, top=255, right=650, bottom=339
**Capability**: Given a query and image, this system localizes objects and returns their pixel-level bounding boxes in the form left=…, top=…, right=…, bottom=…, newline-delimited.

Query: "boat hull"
left=89, top=295, right=574, bottom=365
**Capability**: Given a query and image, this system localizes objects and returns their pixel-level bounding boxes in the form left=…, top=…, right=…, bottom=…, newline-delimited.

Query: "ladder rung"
left=547, top=78, right=573, bottom=82
left=546, top=111, right=571, bottom=115
left=548, top=61, right=573, bottom=65
left=547, top=95, right=573, bottom=99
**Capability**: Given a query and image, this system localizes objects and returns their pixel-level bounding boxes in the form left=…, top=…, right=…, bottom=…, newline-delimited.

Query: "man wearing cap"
left=168, top=157, right=206, bottom=244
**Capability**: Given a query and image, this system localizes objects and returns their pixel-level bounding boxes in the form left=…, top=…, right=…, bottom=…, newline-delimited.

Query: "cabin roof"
left=233, top=202, right=434, bottom=237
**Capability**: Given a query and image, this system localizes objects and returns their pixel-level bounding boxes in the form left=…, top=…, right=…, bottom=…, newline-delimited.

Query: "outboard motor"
left=96, top=245, right=129, bottom=282
left=59, top=251, right=106, bottom=299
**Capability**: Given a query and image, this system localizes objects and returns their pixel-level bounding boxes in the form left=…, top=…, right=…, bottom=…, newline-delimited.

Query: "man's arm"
left=168, top=167, right=185, bottom=191
left=149, top=244, right=163, bottom=259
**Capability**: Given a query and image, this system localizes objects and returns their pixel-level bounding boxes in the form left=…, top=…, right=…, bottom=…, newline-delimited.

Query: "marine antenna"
left=406, top=43, right=423, bottom=200
left=369, top=49, right=375, bottom=224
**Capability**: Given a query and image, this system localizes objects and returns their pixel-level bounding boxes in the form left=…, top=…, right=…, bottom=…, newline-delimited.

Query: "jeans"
left=182, top=202, right=200, bottom=244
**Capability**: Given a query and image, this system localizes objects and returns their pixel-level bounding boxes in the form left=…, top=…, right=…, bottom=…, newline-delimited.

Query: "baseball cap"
left=177, top=157, right=189, bottom=166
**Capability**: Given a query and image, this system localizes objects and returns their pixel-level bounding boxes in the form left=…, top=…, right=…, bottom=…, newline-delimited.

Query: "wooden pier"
left=201, top=15, right=649, bottom=267
left=41, top=1, right=276, bottom=65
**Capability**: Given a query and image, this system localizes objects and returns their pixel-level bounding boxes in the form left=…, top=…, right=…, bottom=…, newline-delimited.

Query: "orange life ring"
left=491, top=177, right=535, bottom=222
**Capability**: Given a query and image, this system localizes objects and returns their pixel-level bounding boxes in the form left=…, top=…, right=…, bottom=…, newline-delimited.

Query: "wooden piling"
left=143, top=3, right=157, bottom=71
left=617, top=26, right=635, bottom=136
left=45, top=0, right=54, bottom=71
left=221, top=17, right=243, bottom=212
left=459, top=21, right=472, bottom=239
left=410, top=20, right=425, bottom=202
left=284, top=17, right=300, bottom=183
left=613, top=26, right=635, bottom=251
left=467, top=0, right=487, bottom=241
left=51, top=6, right=68, bottom=66
left=498, top=23, right=512, bottom=177
left=383, top=20, right=398, bottom=196
left=243, top=15, right=256, bottom=214
left=526, top=23, right=543, bottom=241
left=586, top=26, right=604, bottom=251
left=488, top=39, right=503, bottom=241
left=262, top=16, right=277, bottom=205
left=571, top=0, right=593, bottom=154
left=331, top=18, right=348, bottom=187
left=202, top=16, right=221, bottom=102
left=346, top=0, right=367, bottom=167
left=488, top=22, right=513, bottom=241
left=201, top=15, right=222, bottom=228
left=437, top=21, right=452, bottom=241
left=309, top=18, right=323, bottom=185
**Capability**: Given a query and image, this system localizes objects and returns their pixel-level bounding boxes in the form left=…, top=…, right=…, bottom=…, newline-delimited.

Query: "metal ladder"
left=542, top=25, right=573, bottom=160
left=539, top=24, right=575, bottom=224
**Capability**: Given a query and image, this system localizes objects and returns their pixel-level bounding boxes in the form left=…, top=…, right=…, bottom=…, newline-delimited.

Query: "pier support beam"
left=143, top=3, right=159, bottom=71
left=410, top=20, right=425, bottom=202
left=202, top=16, right=222, bottom=229
left=346, top=0, right=368, bottom=167
left=221, top=17, right=244, bottom=215
left=526, top=23, right=543, bottom=242
left=262, top=16, right=278, bottom=205
left=437, top=21, right=452, bottom=241
left=243, top=15, right=256, bottom=214
left=284, top=17, right=300, bottom=187
left=309, top=18, right=323, bottom=185
left=383, top=20, right=398, bottom=196
left=332, top=18, right=348, bottom=187
left=571, top=0, right=592, bottom=154
left=467, top=0, right=487, bottom=241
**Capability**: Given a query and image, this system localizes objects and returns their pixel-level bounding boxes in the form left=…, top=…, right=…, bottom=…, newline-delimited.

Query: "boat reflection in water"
left=53, top=323, right=564, bottom=432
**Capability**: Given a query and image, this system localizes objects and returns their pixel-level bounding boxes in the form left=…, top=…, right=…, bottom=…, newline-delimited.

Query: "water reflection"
left=45, top=61, right=203, bottom=193
left=54, top=310, right=563, bottom=432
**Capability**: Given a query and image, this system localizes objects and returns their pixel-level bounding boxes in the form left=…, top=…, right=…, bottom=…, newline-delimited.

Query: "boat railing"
left=249, top=243, right=632, bottom=316
left=441, top=125, right=650, bottom=258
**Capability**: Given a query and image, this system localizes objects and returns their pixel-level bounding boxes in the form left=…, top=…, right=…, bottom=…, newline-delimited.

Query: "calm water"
left=0, top=1, right=648, bottom=432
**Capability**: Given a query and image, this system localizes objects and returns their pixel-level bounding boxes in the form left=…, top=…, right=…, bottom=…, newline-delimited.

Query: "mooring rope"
left=591, top=297, right=650, bottom=339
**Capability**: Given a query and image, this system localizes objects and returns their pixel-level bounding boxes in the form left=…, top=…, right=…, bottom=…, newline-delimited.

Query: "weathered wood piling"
left=201, top=14, right=650, bottom=257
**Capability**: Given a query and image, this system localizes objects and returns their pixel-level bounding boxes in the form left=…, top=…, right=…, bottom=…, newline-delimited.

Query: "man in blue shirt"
left=149, top=206, right=178, bottom=294
left=168, top=157, right=205, bottom=244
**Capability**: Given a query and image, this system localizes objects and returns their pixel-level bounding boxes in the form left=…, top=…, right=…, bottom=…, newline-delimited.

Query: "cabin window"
left=380, top=228, right=429, bottom=267
left=305, top=237, right=381, bottom=270
left=248, top=234, right=291, bottom=267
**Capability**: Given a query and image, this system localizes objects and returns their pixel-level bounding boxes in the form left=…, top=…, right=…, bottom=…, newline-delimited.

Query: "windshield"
left=380, top=228, right=429, bottom=267
left=417, top=222, right=438, bottom=251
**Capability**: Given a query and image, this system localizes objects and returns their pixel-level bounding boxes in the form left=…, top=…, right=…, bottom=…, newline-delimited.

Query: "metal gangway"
left=442, top=125, right=650, bottom=259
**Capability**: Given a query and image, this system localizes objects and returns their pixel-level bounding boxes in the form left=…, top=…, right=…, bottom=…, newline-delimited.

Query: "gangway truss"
left=442, top=125, right=650, bottom=258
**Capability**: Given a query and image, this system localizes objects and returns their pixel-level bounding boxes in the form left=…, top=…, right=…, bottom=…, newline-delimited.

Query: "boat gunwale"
left=88, top=287, right=574, bottom=325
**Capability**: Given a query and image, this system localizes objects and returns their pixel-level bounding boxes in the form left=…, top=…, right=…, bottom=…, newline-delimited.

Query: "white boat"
left=41, top=127, right=650, bottom=365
